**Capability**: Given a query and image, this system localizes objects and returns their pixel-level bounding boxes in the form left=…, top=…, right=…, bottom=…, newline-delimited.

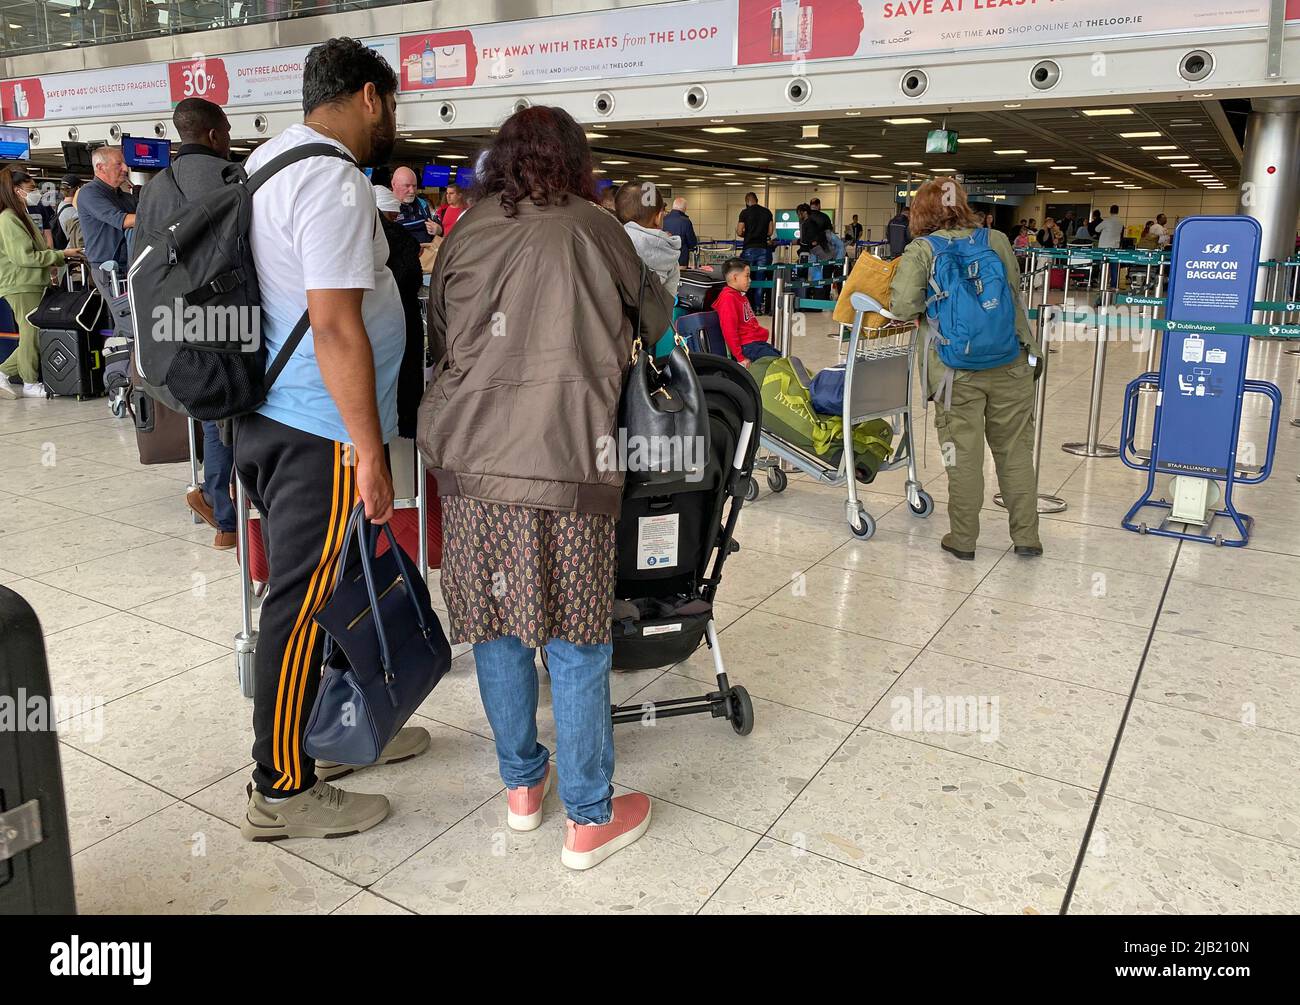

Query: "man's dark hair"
left=723, top=257, right=749, bottom=279
left=744, top=191, right=757, bottom=202
left=810, top=198, right=821, bottom=208
left=1110, top=204, right=1120, bottom=214
left=301, top=37, right=398, bottom=115
left=173, top=97, right=227, bottom=143
left=796, top=202, right=810, bottom=214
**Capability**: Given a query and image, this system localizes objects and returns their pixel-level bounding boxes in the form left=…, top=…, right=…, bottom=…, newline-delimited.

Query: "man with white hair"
left=662, top=195, right=698, bottom=267
left=77, top=145, right=137, bottom=328
left=391, top=164, right=440, bottom=243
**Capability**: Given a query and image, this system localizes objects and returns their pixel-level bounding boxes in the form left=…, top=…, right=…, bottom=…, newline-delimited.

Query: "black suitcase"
left=676, top=269, right=726, bottom=312
left=0, top=585, right=77, bottom=914
left=39, top=327, right=104, bottom=400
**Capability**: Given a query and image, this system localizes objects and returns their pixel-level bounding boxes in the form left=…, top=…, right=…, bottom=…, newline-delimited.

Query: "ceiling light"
left=585, top=133, right=606, bottom=141
left=662, top=167, right=686, bottom=172
left=1157, top=155, right=1188, bottom=160
left=440, top=154, right=467, bottom=160
left=833, top=169, right=858, bottom=174
left=790, top=163, right=818, bottom=168
left=931, top=168, right=956, bottom=173
left=1083, top=108, right=1135, bottom=116
left=1071, top=172, right=1094, bottom=176
left=958, top=137, right=992, bottom=144
left=1119, top=131, right=1162, bottom=139
left=724, top=182, right=742, bottom=186
left=883, top=117, right=931, bottom=125
left=738, top=157, right=769, bottom=162
left=850, top=153, right=882, bottom=159
left=895, top=161, right=923, bottom=167
left=1052, top=189, right=1069, bottom=193
left=603, top=160, right=628, bottom=165
left=795, top=143, right=830, bottom=149
left=674, top=147, right=708, bottom=153
left=409, top=138, right=444, bottom=145
left=701, top=126, right=746, bottom=134
left=995, top=149, right=1028, bottom=155
left=1049, top=165, right=1078, bottom=171
left=870, top=174, right=893, bottom=179
left=686, top=178, right=704, bottom=182
left=1193, top=92, right=1215, bottom=98
left=714, top=172, right=735, bottom=177
left=1141, top=145, right=1177, bottom=151
left=1003, top=103, right=1022, bottom=109
left=1025, top=158, right=1055, bottom=164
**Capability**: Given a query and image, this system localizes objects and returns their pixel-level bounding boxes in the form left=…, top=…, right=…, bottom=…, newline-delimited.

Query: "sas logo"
left=1202, top=243, right=1230, bottom=254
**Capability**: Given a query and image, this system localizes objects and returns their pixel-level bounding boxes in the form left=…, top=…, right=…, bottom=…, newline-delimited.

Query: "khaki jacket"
left=416, top=194, right=673, bottom=516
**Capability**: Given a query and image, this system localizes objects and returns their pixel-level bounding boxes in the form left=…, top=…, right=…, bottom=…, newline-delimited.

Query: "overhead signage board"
left=960, top=170, right=1038, bottom=198
left=1155, top=215, right=1262, bottom=477
left=2, top=1, right=1297, bottom=123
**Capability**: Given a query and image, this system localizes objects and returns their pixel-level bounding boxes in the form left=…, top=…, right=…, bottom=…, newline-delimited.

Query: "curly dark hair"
left=302, top=37, right=397, bottom=115
left=475, top=106, right=597, bottom=218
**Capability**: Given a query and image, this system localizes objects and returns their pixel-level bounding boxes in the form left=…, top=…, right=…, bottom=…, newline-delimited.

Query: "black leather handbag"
left=618, top=266, right=711, bottom=485
left=304, top=503, right=451, bottom=766
left=26, top=265, right=106, bottom=334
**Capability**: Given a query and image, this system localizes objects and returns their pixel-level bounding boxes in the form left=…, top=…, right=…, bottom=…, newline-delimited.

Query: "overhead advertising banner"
left=397, top=0, right=735, bottom=92
left=1, top=39, right=396, bottom=123
left=737, top=0, right=1279, bottom=66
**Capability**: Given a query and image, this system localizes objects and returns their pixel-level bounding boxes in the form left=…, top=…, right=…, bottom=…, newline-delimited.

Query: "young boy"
left=614, top=180, right=681, bottom=297
left=714, top=258, right=780, bottom=364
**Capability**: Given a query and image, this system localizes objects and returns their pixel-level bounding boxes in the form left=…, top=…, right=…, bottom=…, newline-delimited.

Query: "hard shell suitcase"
left=676, top=269, right=726, bottom=312
left=38, top=327, right=104, bottom=400
left=126, top=358, right=193, bottom=465
left=0, top=585, right=77, bottom=915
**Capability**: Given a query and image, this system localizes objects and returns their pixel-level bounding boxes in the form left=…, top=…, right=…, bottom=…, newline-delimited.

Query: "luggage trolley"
left=760, top=291, right=933, bottom=539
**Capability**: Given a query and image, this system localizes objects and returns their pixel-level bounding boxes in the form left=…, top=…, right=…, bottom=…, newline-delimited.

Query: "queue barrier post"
left=1062, top=282, right=1121, bottom=459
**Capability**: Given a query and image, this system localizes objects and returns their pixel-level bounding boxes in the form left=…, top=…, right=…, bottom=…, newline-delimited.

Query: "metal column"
left=1237, top=97, right=1300, bottom=324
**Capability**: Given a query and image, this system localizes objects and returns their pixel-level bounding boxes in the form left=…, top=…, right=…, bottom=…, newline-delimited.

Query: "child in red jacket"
left=714, top=258, right=781, bottom=365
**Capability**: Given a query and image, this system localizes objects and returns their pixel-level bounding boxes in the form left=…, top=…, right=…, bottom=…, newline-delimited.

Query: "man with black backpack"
left=134, top=97, right=237, bottom=550
left=224, top=39, right=424, bottom=839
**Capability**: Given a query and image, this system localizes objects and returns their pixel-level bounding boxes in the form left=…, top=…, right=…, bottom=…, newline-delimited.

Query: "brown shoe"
left=213, top=531, right=236, bottom=550
left=186, top=487, right=219, bottom=530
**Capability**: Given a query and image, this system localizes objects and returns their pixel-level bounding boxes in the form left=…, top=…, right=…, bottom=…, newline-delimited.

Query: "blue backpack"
left=923, top=229, right=1020, bottom=370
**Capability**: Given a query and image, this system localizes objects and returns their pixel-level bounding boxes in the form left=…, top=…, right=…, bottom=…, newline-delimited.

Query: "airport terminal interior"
left=2, top=1, right=1299, bottom=916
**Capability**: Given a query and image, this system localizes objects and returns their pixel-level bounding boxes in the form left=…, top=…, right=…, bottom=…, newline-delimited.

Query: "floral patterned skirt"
left=439, top=496, right=617, bottom=647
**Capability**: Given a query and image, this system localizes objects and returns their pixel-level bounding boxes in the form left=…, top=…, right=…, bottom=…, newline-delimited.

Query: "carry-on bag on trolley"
left=124, top=357, right=194, bottom=466
left=30, top=262, right=108, bottom=401
left=0, top=586, right=77, bottom=915
left=676, top=268, right=726, bottom=312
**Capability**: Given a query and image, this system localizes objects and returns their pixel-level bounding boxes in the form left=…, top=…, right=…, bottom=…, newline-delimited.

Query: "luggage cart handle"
left=848, top=291, right=903, bottom=321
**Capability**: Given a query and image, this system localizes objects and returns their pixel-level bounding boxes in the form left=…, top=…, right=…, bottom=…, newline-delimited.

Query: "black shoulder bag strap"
left=242, top=142, right=359, bottom=391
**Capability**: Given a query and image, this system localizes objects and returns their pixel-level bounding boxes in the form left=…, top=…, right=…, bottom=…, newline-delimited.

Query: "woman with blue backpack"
left=888, top=178, right=1044, bottom=562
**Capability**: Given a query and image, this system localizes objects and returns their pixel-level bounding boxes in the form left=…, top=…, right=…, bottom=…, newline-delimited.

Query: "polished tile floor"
left=4, top=309, right=1300, bottom=915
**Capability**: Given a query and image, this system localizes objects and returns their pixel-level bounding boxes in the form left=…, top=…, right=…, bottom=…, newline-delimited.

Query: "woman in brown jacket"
left=417, top=106, right=672, bottom=870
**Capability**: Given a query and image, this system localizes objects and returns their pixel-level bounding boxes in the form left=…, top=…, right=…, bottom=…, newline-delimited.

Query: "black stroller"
left=608, top=353, right=762, bottom=736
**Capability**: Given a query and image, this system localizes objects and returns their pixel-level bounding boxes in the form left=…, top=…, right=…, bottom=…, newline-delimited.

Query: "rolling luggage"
left=0, top=585, right=77, bottom=915
left=125, top=358, right=193, bottom=465
left=676, top=269, right=726, bottom=312
left=38, top=327, right=104, bottom=400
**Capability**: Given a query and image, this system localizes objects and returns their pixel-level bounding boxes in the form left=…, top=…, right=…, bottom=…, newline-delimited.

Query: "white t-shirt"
left=245, top=123, right=405, bottom=444
left=1096, top=214, right=1125, bottom=249
left=1149, top=221, right=1170, bottom=247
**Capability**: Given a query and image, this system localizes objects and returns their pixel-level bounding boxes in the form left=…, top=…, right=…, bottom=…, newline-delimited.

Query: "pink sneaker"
left=506, top=763, right=554, bottom=832
left=561, top=793, right=652, bottom=871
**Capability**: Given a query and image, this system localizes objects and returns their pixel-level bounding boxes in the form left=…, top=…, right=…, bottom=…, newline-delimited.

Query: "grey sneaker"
left=314, top=726, right=432, bottom=782
left=240, top=780, right=390, bottom=841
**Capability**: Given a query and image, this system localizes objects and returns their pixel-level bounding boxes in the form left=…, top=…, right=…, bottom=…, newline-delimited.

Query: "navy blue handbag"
left=304, top=503, right=451, bottom=766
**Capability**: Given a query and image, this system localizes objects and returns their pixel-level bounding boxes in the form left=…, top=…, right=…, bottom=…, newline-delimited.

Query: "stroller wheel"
left=743, top=477, right=760, bottom=503
left=909, top=490, right=935, bottom=518
left=766, top=466, right=788, bottom=493
left=728, top=685, right=754, bottom=736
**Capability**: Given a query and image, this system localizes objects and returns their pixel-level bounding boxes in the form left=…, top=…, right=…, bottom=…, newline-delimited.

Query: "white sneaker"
left=20, top=382, right=49, bottom=398
left=0, top=380, right=18, bottom=400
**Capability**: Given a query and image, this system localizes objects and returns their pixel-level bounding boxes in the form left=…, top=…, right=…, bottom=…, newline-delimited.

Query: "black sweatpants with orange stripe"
left=234, top=413, right=359, bottom=796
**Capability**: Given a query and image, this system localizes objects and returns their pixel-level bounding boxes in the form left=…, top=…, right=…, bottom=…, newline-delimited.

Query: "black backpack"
left=127, top=142, right=356, bottom=421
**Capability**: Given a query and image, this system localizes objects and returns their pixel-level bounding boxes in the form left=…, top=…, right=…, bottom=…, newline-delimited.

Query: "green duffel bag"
left=750, top=356, right=894, bottom=480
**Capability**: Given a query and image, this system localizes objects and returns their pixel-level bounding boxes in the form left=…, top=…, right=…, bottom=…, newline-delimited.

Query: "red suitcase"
left=241, top=473, right=443, bottom=584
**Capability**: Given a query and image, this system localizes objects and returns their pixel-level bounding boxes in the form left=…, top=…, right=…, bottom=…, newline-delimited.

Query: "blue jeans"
left=202, top=421, right=235, bottom=533
left=741, top=246, right=771, bottom=313
left=473, top=635, right=614, bottom=825
left=741, top=340, right=781, bottom=362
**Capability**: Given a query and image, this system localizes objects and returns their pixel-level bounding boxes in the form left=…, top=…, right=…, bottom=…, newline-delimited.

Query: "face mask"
left=25, top=190, right=41, bottom=206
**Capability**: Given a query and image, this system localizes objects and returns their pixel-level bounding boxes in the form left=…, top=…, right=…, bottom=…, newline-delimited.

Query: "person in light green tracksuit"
left=0, top=167, right=77, bottom=399
left=888, top=179, right=1043, bottom=561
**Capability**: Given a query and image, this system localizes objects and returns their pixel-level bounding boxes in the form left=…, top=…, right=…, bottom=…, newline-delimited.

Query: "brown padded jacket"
left=416, top=194, right=674, bottom=516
